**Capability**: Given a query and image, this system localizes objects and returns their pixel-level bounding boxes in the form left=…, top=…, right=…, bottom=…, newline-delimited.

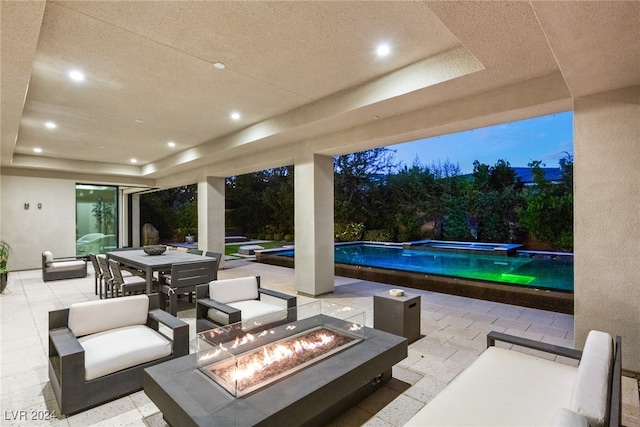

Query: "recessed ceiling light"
left=45, top=121, right=57, bottom=129
left=167, top=141, right=176, bottom=148
left=376, top=44, right=391, bottom=57
left=130, top=158, right=138, bottom=164
left=69, top=70, right=85, bottom=82
left=33, top=148, right=42, bottom=153
left=231, top=112, right=241, bottom=120
left=213, top=62, right=226, bottom=70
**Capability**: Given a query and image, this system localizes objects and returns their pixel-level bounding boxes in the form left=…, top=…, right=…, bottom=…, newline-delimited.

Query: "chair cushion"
left=404, top=346, right=578, bottom=426
left=48, top=260, right=86, bottom=272
left=78, top=325, right=172, bottom=380
left=569, top=330, right=613, bottom=427
left=68, top=294, right=149, bottom=337
left=552, top=408, right=589, bottom=427
left=208, top=277, right=258, bottom=303
left=207, top=300, right=287, bottom=328
left=43, top=251, right=53, bottom=267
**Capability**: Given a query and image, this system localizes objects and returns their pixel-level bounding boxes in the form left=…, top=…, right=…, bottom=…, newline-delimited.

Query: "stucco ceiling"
left=1, top=1, right=638, bottom=187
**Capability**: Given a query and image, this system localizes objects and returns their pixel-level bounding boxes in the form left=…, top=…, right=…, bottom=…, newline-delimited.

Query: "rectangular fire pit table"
left=143, top=325, right=407, bottom=426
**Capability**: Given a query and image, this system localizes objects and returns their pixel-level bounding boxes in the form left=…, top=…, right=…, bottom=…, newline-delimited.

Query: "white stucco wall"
left=573, top=85, right=640, bottom=374
left=0, top=175, right=77, bottom=270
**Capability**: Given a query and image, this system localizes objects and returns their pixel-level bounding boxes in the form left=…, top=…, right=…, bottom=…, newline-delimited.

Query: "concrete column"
left=294, top=153, right=335, bottom=296
left=198, top=176, right=226, bottom=268
left=130, top=194, right=140, bottom=247
left=573, top=85, right=639, bottom=374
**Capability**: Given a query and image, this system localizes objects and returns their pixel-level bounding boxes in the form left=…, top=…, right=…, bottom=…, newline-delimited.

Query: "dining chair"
left=88, top=254, right=102, bottom=296
left=108, top=259, right=146, bottom=298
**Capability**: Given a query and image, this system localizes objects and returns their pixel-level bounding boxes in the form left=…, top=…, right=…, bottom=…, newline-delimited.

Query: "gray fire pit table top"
left=143, top=325, right=407, bottom=427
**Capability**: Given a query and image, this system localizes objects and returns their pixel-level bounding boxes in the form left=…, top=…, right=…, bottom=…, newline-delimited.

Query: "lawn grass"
left=225, top=241, right=291, bottom=256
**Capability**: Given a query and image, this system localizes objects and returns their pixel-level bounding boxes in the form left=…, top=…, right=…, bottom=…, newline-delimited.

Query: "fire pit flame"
left=205, top=327, right=359, bottom=396
left=234, top=332, right=336, bottom=381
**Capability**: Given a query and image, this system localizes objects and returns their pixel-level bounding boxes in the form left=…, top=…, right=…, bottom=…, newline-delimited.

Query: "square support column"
left=130, top=194, right=140, bottom=247
left=198, top=176, right=226, bottom=269
left=573, top=86, right=640, bottom=373
left=294, top=153, right=334, bottom=296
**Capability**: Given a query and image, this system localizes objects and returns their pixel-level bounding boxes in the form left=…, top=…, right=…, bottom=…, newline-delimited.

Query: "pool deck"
left=1, top=259, right=638, bottom=426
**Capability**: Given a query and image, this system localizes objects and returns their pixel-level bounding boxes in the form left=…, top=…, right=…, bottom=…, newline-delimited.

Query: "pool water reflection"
left=271, top=243, right=573, bottom=292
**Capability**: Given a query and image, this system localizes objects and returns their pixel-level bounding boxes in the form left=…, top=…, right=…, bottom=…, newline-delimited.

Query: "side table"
left=373, top=291, right=421, bottom=343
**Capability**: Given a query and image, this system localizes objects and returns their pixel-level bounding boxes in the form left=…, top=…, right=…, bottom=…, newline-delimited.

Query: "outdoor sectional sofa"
left=405, top=330, right=622, bottom=427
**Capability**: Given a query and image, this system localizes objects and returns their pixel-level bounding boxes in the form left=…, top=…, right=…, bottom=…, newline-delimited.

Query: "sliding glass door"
left=76, top=184, right=118, bottom=256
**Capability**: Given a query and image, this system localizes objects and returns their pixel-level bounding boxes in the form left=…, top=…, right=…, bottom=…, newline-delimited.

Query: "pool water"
left=273, top=243, right=573, bottom=292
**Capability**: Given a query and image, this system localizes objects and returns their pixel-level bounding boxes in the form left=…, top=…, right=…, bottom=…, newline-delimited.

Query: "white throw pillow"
left=209, top=277, right=259, bottom=303
left=43, top=251, right=53, bottom=267
left=569, top=330, right=613, bottom=427
left=552, top=408, right=589, bottom=427
left=68, top=294, right=149, bottom=337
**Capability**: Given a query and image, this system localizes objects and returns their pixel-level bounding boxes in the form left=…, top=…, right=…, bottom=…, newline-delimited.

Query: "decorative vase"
left=0, top=272, right=7, bottom=294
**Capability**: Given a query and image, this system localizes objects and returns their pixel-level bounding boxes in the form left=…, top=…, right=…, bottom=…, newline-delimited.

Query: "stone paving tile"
left=435, top=314, right=474, bottom=329
left=374, top=393, right=425, bottom=427
left=463, top=311, right=499, bottom=324
left=402, top=374, right=448, bottom=404
left=488, top=304, right=524, bottom=319
left=65, top=396, right=137, bottom=426
left=411, top=356, right=464, bottom=384
left=527, top=323, right=570, bottom=339
left=327, top=405, right=377, bottom=427
left=493, top=317, right=531, bottom=331
left=142, top=412, right=169, bottom=427
left=551, top=313, right=574, bottom=330
left=391, top=366, right=423, bottom=387
left=357, top=386, right=401, bottom=416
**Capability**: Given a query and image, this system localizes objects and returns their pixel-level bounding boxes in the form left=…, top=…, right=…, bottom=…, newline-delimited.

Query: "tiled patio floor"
left=1, top=259, right=638, bottom=426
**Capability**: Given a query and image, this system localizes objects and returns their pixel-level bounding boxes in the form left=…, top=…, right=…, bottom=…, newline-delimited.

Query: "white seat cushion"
left=404, top=346, right=578, bottom=426
left=48, top=260, right=85, bottom=271
left=207, top=300, right=287, bottom=328
left=569, top=330, right=613, bottom=427
left=68, top=294, right=149, bottom=337
left=78, top=325, right=172, bottom=380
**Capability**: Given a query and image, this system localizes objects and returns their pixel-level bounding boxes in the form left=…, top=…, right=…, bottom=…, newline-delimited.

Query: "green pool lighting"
left=500, top=273, right=536, bottom=284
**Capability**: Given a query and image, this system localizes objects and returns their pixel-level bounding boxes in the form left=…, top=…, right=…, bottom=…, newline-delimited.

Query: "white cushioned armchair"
left=48, top=294, right=189, bottom=415
left=42, top=250, right=87, bottom=282
left=196, top=276, right=296, bottom=333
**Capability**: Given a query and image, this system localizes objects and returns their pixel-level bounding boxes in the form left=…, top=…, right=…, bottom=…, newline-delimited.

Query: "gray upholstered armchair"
left=195, top=276, right=296, bottom=333
left=42, top=250, right=87, bottom=282
left=48, top=294, right=188, bottom=415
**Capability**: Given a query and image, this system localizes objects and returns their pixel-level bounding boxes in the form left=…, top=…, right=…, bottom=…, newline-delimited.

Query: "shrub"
left=335, top=222, right=365, bottom=242
left=364, top=229, right=393, bottom=242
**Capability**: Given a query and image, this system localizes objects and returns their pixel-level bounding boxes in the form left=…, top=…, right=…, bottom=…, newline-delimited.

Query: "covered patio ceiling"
left=1, top=1, right=638, bottom=186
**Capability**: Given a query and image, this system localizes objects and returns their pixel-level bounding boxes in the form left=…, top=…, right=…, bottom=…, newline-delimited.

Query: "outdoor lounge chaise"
left=404, top=330, right=622, bottom=427
left=195, top=275, right=297, bottom=333
left=48, top=294, right=189, bottom=415
left=42, top=250, right=87, bottom=282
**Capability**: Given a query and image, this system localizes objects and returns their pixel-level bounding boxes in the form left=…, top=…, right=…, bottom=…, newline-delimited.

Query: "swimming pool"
left=257, top=242, right=574, bottom=313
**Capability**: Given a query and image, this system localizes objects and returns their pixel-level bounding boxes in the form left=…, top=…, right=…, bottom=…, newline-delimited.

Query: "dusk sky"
left=388, top=111, right=574, bottom=174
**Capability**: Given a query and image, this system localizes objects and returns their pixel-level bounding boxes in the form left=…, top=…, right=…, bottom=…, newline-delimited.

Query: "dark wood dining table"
left=107, top=249, right=207, bottom=294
